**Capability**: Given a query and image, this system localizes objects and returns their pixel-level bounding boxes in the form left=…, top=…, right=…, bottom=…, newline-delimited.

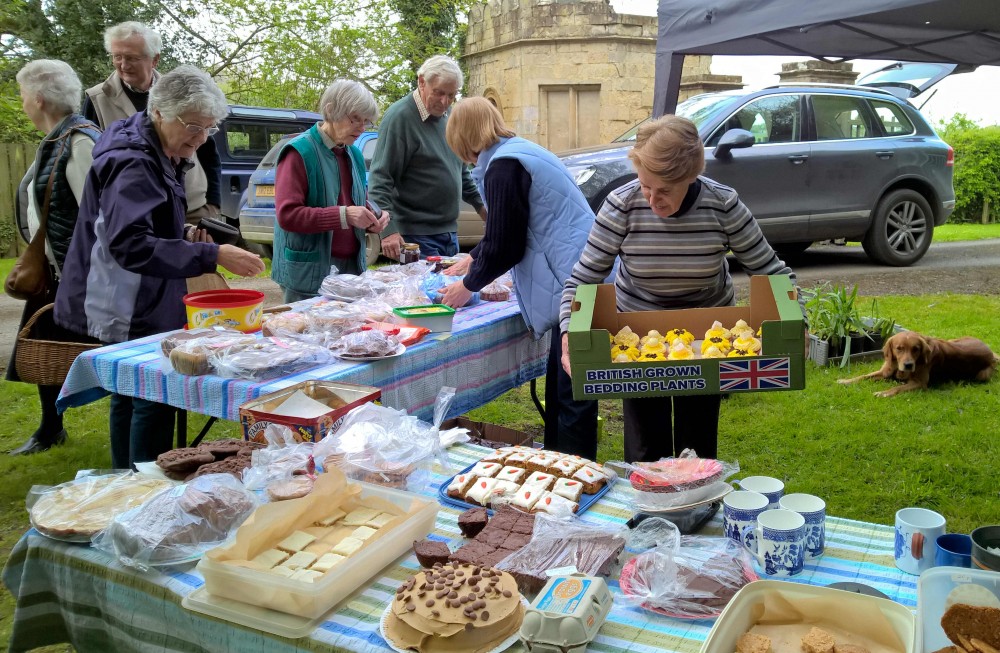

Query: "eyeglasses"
left=175, top=116, right=220, bottom=136
left=347, top=114, right=374, bottom=130
left=111, top=53, right=149, bottom=65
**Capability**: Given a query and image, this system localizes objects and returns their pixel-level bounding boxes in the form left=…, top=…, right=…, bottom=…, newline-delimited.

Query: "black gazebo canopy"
left=654, top=0, right=1000, bottom=115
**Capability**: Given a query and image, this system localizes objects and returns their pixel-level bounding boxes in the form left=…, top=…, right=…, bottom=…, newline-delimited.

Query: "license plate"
left=255, top=185, right=275, bottom=197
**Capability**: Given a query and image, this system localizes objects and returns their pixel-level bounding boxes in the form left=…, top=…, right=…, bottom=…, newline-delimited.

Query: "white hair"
left=148, top=65, right=228, bottom=122
left=104, top=21, right=162, bottom=57
left=417, top=55, right=463, bottom=87
left=319, top=80, right=379, bottom=124
left=16, top=59, right=83, bottom=116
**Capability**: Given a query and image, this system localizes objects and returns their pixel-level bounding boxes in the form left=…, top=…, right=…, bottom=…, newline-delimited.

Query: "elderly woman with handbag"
left=54, top=65, right=265, bottom=469
left=6, top=60, right=101, bottom=456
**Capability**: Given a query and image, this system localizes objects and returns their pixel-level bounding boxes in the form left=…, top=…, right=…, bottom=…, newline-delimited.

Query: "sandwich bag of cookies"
left=92, top=473, right=258, bottom=571
left=617, top=517, right=757, bottom=619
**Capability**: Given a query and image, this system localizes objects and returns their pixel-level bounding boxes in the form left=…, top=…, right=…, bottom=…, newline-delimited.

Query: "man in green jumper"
left=369, top=55, right=487, bottom=260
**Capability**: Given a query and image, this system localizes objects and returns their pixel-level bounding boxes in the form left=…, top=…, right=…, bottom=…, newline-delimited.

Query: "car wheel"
left=774, top=242, right=812, bottom=258
left=365, top=233, right=381, bottom=267
left=862, top=189, right=934, bottom=267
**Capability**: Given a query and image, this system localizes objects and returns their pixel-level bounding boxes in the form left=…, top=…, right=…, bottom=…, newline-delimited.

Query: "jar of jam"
left=426, top=255, right=444, bottom=273
left=400, top=243, right=421, bottom=264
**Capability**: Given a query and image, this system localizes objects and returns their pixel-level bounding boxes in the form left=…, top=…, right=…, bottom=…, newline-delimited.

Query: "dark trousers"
left=544, top=329, right=599, bottom=459
left=622, top=394, right=722, bottom=463
left=401, top=232, right=459, bottom=257
left=109, top=394, right=176, bottom=469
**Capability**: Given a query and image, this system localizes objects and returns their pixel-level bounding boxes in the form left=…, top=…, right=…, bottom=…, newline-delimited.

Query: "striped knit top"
left=559, top=176, right=796, bottom=332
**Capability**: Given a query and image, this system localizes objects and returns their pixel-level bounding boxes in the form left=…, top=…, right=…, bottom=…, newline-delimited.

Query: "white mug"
left=779, top=493, right=827, bottom=558
left=736, top=476, right=785, bottom=509
left=723, top=491, right=770, bottom=552
left=895, top=507, right=946, bottom=575
left=743, top=509, right=806, bottom=577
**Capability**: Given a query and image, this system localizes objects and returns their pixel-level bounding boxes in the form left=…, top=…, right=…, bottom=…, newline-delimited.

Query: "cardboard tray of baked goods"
left=187, top=469, right=437, bottom=635
left=700, top=580, right=915, bottom=653
left=437, top=461, right=614, bottom=516
left=239, top=380, right=381, bottom=443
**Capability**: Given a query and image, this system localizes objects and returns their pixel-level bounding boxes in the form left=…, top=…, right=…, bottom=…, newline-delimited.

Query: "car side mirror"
left=714, top=129, right=755, bottom=159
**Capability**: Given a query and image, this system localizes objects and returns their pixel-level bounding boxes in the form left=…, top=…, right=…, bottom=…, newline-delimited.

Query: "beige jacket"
left=85, top=70, right=208, bottom=211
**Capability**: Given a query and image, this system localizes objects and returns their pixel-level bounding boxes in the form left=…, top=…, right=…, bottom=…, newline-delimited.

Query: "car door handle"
left=875, top=151, right=894, bottom=160
left=787, top=154, right=808, bottom=164
left=230, top=176, right=241, bottom=193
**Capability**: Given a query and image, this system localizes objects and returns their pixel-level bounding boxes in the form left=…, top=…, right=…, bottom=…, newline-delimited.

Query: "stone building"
left=463, top=0, right=741, bottom=149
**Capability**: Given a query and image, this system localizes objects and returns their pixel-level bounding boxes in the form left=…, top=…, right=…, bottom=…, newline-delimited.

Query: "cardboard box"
left=567, top=275, right=805, bottom=400
left=442, top=416, right=537, bottom=448
left=239, top=380, right=381, bottom=443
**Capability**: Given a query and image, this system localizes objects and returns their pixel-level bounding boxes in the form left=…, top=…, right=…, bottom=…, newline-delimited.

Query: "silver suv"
left=559, top=63, right=957, bottom=266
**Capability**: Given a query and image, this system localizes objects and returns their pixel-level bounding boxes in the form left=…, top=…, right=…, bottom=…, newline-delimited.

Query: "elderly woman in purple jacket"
left=55, top=65, right=264, bottom=469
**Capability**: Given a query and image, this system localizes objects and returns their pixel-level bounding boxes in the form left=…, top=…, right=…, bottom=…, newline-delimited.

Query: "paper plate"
left=335, top=344, right=406, bottom=361
left=379, top=599, right=528, bottom=653
left=628, top=458, right=725, bottom=493
left=618, top=555, right=758, bottom=619
left=633, top=482, right=733, bottom=514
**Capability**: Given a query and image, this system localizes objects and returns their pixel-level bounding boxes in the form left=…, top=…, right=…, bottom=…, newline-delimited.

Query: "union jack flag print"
left=718, top=358, right=790, bottom=392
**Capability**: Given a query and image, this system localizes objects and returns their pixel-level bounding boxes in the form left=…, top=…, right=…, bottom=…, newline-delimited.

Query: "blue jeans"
left=544, top=329, right=599, bottom=459
left=109, top=394, right=177, bottom=469
left=402, top=233, right=459, bottom=258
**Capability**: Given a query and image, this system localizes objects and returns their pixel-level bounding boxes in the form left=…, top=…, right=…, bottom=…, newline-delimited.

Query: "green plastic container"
left=392, top=304, right=456, bottom=332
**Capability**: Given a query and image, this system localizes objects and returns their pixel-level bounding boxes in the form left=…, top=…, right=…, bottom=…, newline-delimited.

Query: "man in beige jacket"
left=83, top=21, right=223, bottom=227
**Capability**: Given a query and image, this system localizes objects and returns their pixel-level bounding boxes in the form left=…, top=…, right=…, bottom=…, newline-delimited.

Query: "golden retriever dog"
left=838, top=331, right=999, bottom=397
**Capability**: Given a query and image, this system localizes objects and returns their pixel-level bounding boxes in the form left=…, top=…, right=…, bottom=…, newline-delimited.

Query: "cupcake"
left=667, top=341, right=694, bottom=360
left=701, top=336, right=732, bottom=355
left=666, top=328, right=695, bottom=346
left=733, top=335, right=762, bottom=353
left=704, top=320, right=732, bottom=341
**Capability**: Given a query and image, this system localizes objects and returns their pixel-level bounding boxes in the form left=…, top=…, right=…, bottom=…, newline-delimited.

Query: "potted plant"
left=804, top=284, right=895, bottom=366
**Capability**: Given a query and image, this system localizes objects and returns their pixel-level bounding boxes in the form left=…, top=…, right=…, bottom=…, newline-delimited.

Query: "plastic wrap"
left=479, top=280, right=511, bottom=302
left=361, top=322, right=431, bottom=346
left=209, top=337, right=335, bottom=380
left=613, top=449, right=740, bottom=494
left=333, top=330, right=402, bottom=358
left=313, top=387, right=456, bottom=492
left=618, top=531, right=757, bottom=619
left=494, top=512, right=628, bottom=594
left=93, top=473, right=258, bottom=571
left=27, top=472, right=175, bottom=542
left=165, top=331, right=257, bottom=375
left=341, top=297, right=395, bottom=322
left=633, top=480, right=733, bottom=510
left=319, top=272, right=390, bottom=301
left=241, top=442, right=316, bottom=492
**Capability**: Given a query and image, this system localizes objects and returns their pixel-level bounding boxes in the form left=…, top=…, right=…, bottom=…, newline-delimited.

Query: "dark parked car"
left=240, top=131, right=485, bottom=263
left=558, top=62, right=958, bottom=266
left=211, top=105, right=322, bottom=221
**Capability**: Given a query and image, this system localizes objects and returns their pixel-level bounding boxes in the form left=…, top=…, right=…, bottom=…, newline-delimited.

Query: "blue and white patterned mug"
left=779, top=493, right=827, bottom=559
left=744, top=509, right=806, bottom=577
left=723, top=491, right=770, bottom=553
left=735, top=476, right=785, bottom=509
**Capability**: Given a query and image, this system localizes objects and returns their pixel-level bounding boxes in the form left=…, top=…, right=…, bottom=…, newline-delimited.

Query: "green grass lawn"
left=0, top=249, right=999, bottom=649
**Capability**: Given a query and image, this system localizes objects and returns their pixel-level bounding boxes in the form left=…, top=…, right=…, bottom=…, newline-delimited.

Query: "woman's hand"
left=444, top=255, right=472, bottom=276
left=439, top=280, right=473, bottom=308
left=217, top=244, right=265, bottom=278
left=367, top=210, right=390, bottom=234
left=381, top=233, right=404, bottom=260
left=345, top=205, right=378, bottom=230
left=561, top=332, right=572, bottom=376
left=185, top=226, right=214, bottom=243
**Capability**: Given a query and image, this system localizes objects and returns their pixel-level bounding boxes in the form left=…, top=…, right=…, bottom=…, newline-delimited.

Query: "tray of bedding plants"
left=439, top=446, right=615, bottom=515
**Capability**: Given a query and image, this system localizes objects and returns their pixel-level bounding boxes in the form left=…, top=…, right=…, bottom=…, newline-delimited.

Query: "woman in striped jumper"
left=559, top=115, right=796, bottom=463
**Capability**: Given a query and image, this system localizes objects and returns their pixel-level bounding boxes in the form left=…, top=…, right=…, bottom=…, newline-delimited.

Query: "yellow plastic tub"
left=183, top=289, right=265, bottom=333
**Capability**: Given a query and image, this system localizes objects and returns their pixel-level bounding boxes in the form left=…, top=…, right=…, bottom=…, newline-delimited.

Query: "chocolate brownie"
left=941, top=604, right=1000, bottom=650
left=458, top=507, right=489, bottom=538
left=413, top=539, right=452, bottom=568
left=199, top=439, right=248, bottom=460
left=188, top=456, right=251, bottom=480
left=156, top=447, right=216, bottom=473
left=496, top=528, right=625, bottom=595
left=449, top=507, right=535, bottom=570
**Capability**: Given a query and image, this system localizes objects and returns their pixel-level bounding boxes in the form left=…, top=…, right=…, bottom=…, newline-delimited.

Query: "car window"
left=869, top=100, right=915, bottom=135
left=361, top=137, right=378, bottom=168
left=811, top=95, right=875, bottom=140
left=225, top=122, right=310, bottom=159
left=706, top=94, right=801, bottom=147
left=259, top=136, right=296, bottom=168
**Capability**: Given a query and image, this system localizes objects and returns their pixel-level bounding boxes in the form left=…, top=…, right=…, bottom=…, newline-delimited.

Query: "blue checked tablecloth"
left=55, top=298, right=549, bottom=423
left=3, top=443, right=919, bottom=653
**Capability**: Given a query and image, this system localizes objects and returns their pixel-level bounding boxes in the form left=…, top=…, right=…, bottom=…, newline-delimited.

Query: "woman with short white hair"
left=272, top=79, right=389, bottom=301
left=7, top=59, right=101, bottom=456
left=54, top=65, right=265, bottom=469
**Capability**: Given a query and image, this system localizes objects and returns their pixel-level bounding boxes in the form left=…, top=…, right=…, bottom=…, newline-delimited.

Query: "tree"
left=389, top=0, right=472, bottom=88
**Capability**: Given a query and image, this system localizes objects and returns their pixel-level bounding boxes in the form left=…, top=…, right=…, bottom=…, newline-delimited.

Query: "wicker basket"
left=15, top=304, right=99, bottom=386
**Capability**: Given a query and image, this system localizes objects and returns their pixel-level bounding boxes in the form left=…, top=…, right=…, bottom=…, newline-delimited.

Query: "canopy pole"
left=653, top=52, right=685, bottom=116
